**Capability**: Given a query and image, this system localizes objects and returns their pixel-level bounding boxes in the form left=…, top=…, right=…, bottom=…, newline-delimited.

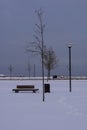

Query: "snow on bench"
left=12, top=85, right=39, bottom=93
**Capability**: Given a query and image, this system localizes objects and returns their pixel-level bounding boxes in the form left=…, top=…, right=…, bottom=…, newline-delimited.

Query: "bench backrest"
left=17, top=85, right=34, bottom=89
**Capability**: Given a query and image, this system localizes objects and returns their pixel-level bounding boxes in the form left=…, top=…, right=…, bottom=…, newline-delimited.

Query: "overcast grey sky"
left=0, top=0, right=87, bottom=76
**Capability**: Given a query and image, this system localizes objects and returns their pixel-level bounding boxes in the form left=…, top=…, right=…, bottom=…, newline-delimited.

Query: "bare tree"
left=43, top=47, right=58, bottom=78
left=26, top=9, right=45, bottom=101
left=8, top=64, right=13, bottom=77
left=26, top=9, right=46, bottom=56
left=27, top=63, right=31, bottom=77
left=33, top=64, right=36, bottom=77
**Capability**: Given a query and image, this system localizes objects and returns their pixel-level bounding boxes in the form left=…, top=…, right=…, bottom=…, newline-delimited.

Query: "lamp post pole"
left=68, top=43, right=72, bottom=92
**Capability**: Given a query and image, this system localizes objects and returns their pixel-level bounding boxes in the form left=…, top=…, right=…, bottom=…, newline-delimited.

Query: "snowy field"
left=0, top=79, right=87, bottom=130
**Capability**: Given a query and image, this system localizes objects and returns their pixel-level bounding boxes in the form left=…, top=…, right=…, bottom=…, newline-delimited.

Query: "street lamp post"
left=67, top=43, right=72, bottom=92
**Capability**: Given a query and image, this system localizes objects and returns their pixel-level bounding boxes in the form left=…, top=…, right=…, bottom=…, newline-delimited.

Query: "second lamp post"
left=67, top=43, right=72, bottom=92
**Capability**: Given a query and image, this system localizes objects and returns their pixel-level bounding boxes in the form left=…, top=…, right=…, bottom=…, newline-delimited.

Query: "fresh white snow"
left=0, top=79, right=87, bottom=130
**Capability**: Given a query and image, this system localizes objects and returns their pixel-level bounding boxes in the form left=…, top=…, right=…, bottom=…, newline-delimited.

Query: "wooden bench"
left=12, top=85, right=39, bottom=93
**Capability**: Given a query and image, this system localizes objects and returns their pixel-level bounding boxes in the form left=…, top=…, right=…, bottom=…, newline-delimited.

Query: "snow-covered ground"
left=0, top=79, right=87, bottom=130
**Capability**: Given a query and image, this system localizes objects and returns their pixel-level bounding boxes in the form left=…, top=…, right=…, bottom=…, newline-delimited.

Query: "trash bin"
left=44, top=84, right=50, bottom=93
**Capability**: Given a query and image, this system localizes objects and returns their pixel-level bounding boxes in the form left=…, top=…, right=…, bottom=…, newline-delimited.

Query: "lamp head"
left=67, top=43, right=72, bottom=48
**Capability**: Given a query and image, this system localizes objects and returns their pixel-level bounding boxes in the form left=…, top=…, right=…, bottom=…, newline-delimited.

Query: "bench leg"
left=15, top=90, right=19, bottom=93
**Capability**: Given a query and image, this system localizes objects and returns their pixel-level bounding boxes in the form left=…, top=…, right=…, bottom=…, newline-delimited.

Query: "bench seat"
left=12, top=85, right=39, bottom=93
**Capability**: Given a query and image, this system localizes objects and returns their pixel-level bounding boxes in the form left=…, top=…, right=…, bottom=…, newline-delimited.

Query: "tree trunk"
left=47, top=69, right=51, bottom=80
